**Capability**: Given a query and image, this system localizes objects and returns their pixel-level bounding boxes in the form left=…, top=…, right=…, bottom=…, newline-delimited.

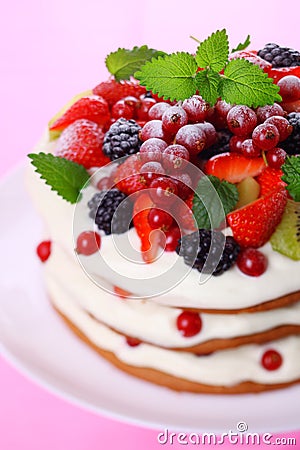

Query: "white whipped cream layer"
left=26, top=133, right=300, bottom=311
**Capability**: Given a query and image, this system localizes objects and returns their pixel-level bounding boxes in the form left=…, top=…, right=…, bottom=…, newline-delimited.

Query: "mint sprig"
left=282, top=156, right=300, bottom=202
left=192, top=175, right=239, bottom=229
left=134, top=29, right=281, bottom=106
left=106, top=46, right=165, bottom=82
left=28, top=153, right=90, bottom=204
left=231, top=35, right=251, bottom=53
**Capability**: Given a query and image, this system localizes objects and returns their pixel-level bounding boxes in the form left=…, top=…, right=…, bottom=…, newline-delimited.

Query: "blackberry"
left=199, top=129, right=232, bottom=160
left=176, top=229, right=240, bottom=276
left=281, top=112, right=300, bottom=155
left=88, top=189, right=133, bottom=235
left=103, top=118, right=142, bottom=161
left=257, top=43, right=300, bottom=68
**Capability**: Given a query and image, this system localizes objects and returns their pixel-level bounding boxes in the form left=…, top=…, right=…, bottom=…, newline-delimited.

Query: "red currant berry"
left=126, top=336, right=141, bottom=347
left=140, top=161, right=165, bottom=184
left=237, top=248, right=268, bottom=277
left=36, top=240, right=51, bottom=262
left=277, top=75, right=300, bottom=102
left=148, top=207, right=173, bottom=231
left=136, top=97, right=156, bottom=121
left=97, top=176, right=113, bottom=190
left=196, top=122, right=217, bottom=148
left=256, top=104, right=284, bottom=123
left=252, top=123, right=280, bottom=151
left=111, top=99, right=135, bottom=120
left=148, top=102, right=171, bottom=120
left=176, top=311, right=202, bottom=337
left=174, top=172, right=193, bottom=200
left=140, top=138, right=167, bottom=163
left=240, top=139, right=261, bottom=158
left=215, top=99, right=232, bottom=119
left=229, top=136, right=246, bottom=153
left=261, top=349, right=283, bottom=371
left=175, top=124, right=206, bottom=155
left=76, top=231, right=101, bottom=255
left=160, top=226, right=181, bottom=251
left=123, top=96, right=140, bottom=108
left=162, top=106, right=188, bottom=135
left=227, top=105, right=257, bottom=136
left=140, top=120, right=170, bottom=142
left=162, top=144, right=190, bottom=172
left=265, top=116, right=293, bottom=141
left=149, top=176, right=178, bottom=206
left=266, top=148, right=287, bottom=169
left=182, top=95, right=209, bottom=122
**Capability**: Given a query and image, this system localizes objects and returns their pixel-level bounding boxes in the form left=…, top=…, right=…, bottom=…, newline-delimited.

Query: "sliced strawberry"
left=49, top=95, right=110, bottom=132
left=227, top=189, right=287, bottom=248
left=114, top=154, right=147, bottom=195
left=256, top=167, right=287, bottom=196
left=266, top=66, right=300, bottom=83
left=56, top=119, right=110, bottom=169
left=93, top=79, right=146, bottom=107
left=133, top=193, right=160, bottom=263
left=205, top=153, right=265, bottom=183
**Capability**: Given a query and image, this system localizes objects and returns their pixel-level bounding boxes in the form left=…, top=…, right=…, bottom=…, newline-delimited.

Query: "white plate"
left=1, top=164, right=300, bottom=433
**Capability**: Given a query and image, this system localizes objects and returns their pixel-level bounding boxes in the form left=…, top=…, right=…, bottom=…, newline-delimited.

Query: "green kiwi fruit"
left=271, top=200, right=300, bottom=260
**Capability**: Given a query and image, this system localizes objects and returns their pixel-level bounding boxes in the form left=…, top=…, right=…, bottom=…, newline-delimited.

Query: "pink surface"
left=1, top=0, right=300, bottom=448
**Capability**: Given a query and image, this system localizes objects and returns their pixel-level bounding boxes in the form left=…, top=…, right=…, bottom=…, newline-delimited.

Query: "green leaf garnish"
left=135, top=52, right=198, bottom=101
left=195, top=29, right=229, bottom=72
left=282, top=156, right=300, bottom=202
left=105, top=46, right=166, bottom=82
left=195, top=70, right=221, bottom=105
left=192, top=175, right=239, bottom=229
left=231, top=34, right=251, bottom=53
left=28, top=153, right=90, bottom=204
left=221, top=58, right=282, bottom=107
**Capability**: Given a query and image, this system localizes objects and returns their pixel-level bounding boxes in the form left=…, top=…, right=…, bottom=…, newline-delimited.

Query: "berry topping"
left=76, top=231, right=101, bottom=255
left=92, top=79, right=146, bottom=107
left=36, top=240, right=51, bottom=262
left=176, top=230, right=240, bottom=276
left=227, top=189, right=287, bottom=248
left=205, top=153, right=265, bottom=184
left=162, top=106, right=188, bottom=135
left=261, top=349, right=283, bottom=371
left=175, top=125, right=206, bottom=155
left=148, top=208, right=173, bottom=231
left=126, top=336, right=141, bottom=347
left=182, top=95, right=209, bottom=122
left=140, top=120, right=170, bottom=141
left=140, top=161, right=165, bottom=183
left=113, top=286, right=132, bottom=298
left=148, top=102, right=171, bottom=120
left=49, top=95, right=110, bottom=132
left=160, top=226, right=181, bottom=252
left=136, top=97, right=156, bottom=121
left=139, top=138, right=167, bottom=163
left=88, top=189, right=133, bottom=235
left=162, top=144, right=190, bottom=172
left=252, top=123, right=280, bottom=151
left=281, top=112, right=300, bottom=155
left=149, top=176, right=178, bottom=206
left=56, top=119, right=110, bottom=169
left=114, top=154, right=146, bottom=195
left=226, top=105, right=257, bottom=136
left=277, top=75, right=300, bottom=102
left=264, top=116, right=293, bottom=142
left=176, top=311, right=202, bottom=337
left=265, top=148, right=287, bottom=170
left=111, top=99, right=135, bottom=120
left=103, top=118, right=142, bottom=161
left=237, top=248, right=268, bottom=276
left=257, top=43, right=300, bottom=68
left=240, top=139, right=261, bottom=158
left=257, top=167, right=286, bottom=196
left=256, top=104, right=284, bottom=123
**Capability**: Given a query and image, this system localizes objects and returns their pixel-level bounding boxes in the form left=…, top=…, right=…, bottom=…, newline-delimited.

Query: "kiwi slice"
left=271, top=200, right=300, bottom=260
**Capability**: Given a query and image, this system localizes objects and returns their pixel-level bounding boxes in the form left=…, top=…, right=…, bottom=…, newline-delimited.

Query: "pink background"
left=1, top=0, right=300, bottom=448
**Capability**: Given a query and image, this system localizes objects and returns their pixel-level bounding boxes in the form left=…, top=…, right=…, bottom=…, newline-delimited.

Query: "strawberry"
left=56, top=119, right=110, bottom=169
left=114, top=154, right=147, bottom=195
left=229, top=50, right=272, bottom=71
left=256, top=167, right=287, bottom=196
left=133, top=193, right=160, bottom=263
left=227, top=189, right=287, bottom=248
left=93, top=79, right=146, bottom=107
left=49, top=95, right=110, bottom=132
left=205, top=153, right=265, bottom=183
left=266, top=66, right=300, bottom=83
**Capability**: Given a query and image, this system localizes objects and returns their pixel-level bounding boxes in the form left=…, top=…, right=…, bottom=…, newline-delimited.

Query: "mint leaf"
left=135, top=52, right=197, bottom=101
left=282, top=156, right=300, bottom=202
left=231, top=35, right=251, bottom=53
left=195, top=70, right=221, bottom=105
left=192, top=175, right=239, bottom=229
left=28, top=153, right=90, bottom=204
left=106, top=46, right=166, bottom=82
left=221, top=58, right=282, bottom=107
left=195, top=29, right=229, bottom=72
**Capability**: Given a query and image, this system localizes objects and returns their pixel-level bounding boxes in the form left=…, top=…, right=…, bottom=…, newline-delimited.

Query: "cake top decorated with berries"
left=28, top=30, right=300, bottom=301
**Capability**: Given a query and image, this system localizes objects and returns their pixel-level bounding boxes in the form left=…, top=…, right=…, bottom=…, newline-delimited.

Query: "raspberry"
left=88, top=189, right=133, bottom=235
left=176, top=230, right=240, bottom=276
left=257, top=43, right=300, bottom=68
left=281, top=112, right=300, bottom=155
left=92, top=79, right=146, bottom=107
left=103, top=118, right=142, bottom=161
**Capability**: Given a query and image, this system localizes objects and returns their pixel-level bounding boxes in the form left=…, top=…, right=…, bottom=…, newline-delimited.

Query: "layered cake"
left=27, top=32, right=300, bottom=393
